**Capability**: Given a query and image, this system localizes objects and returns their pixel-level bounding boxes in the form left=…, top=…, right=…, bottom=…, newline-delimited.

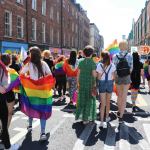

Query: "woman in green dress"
left=76, top=45, right=97, bottom=124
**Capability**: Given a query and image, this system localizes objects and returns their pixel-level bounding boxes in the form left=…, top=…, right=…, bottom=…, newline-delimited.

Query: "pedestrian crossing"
left=7, top=107, right=150, bottom=150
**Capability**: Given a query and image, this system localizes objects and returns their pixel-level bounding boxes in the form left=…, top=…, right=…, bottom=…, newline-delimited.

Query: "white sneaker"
left=6, top=144, right=20, bottom=150
left=106, top=117, right=111, bottom=123
left=40, top=133, right=47, bottom=141
left=100, top=122, right=104, bottom=128
left=103, top=122, right=107, bottom=128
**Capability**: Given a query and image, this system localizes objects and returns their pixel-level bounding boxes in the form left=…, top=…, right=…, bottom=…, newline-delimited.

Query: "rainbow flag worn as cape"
left=20, top=75, right=55, bottom=120
left=63, top=60, right=78, bottom=77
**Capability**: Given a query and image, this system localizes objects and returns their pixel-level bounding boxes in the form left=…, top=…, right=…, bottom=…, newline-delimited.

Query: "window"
left=50, top=7, right=54, bottom=20
left=42, top=23, right=46, bottom=43
left=63, top=33, right=66, bottom=46
left=75, top=24, right=78, bottom=33
left=57, top=11, right=59, bottom=23
left=31, top=18, right=36, bottom=41
left=57, top=31, right=60, bottom=44
left=72, top=23, right=74, bottom=32
left=42, top=0, right=46, bottom=16
left=17, top=16, right=24, bottom=38
left=72, top=37, right=74, bottom=47
left=50, top=28, right=54, bottom=44
left=16, top=0, right=23, bottom=4
left=63, top=0, right=65, bottom=8
left=5, top=11, right=12, bottom=37
left=32, top=0, right=37, bottom=10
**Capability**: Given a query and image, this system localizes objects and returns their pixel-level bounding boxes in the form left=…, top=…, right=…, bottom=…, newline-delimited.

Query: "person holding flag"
left=20, top=46, right=55, bottom=141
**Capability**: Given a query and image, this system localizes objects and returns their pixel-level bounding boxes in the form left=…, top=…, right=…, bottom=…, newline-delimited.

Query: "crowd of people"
left=0, top=41, right=150, bottom=149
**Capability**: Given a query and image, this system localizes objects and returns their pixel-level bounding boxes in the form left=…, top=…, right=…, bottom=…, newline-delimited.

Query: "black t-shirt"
left=43, top=58, right=54, bottom=71
left=10, top=62, right=20, bottom=73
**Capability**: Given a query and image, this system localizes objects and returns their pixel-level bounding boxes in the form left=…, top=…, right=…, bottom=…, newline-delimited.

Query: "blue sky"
left=76, top=0, right=147, bottom=48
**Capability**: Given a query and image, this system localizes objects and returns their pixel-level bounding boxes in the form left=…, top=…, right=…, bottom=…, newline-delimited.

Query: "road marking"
left=10, top=119, right=40, bottom=145
left=127, top=124, right=150, bottom=150
left=50, top=118, right=66, bottom=136
left=143, top=124, right=150, bottom=145
left=119, top=123, right=130, bottom=150
left=135, top=117, right=150, bottom=122
left=73, top=123, right=95, bottom=150
left=136, top=94, right=148, bottom=107
left=63, top=114, right=74, bottom=118
left=11, top=116, right=20, bottom=123
left=11, top=128, right=27, bottom=145
left=104, top=124, right=116, bottom=150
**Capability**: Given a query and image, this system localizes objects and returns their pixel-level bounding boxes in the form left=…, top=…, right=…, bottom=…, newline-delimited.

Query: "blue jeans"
left=98, top=80, right=114, bottom=93
left=29, top=117, right=46, bottom=133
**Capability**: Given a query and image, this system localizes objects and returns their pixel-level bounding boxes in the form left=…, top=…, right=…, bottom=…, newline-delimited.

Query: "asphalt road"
left=1, top=86, right=150, bottom=150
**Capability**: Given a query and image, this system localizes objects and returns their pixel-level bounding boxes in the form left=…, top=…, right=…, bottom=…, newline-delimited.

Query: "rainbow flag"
left=144, top=63, right=149, bottom=77
left=63, top=60, right=78, bottom=77
left=8, top=68, right=20, bottom=93
left=20, top=75, right=55, bottom=120
left=54, top=61, right=65, bottom=76
left=8, top=68, right=19, bottom=82
left=106, top=39, right=120, bottom=57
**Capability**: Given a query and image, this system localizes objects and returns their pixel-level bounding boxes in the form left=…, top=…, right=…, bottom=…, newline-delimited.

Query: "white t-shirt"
left=96, top=63, right=116, bottom=81
left=21, top=61, right=52, bottom=80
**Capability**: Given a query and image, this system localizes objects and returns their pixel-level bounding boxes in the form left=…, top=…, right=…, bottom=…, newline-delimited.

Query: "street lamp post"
left=60, top=0, right=63, bottom=54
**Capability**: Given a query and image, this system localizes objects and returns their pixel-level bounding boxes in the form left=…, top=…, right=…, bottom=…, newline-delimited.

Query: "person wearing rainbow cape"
left=20, top=47, right=53, bottom=141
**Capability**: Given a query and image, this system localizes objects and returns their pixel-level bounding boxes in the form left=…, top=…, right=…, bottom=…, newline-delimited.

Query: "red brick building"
left=0, top=0, right=90, bottom=54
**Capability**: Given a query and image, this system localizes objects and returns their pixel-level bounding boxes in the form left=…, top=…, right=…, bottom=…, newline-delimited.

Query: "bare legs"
left=116, top=84, right=130, bottom=118
left=100, top=93, right=112, bottom=122
left=7, top=101, right=15, bottom=128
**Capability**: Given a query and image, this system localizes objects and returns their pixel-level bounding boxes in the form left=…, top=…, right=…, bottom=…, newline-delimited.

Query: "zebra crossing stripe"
left=73, top=123, right=95, bottom=150
left=104, top=123, right=116, bottom=150
left=136, top=94, right=148, bottom=107
left=50, top=118, right=66, bottom=136
left=11, top=120, right=40, bottom=144
left=143, top=124, right=150, bottom=145
left=119, top=123, right=130, bottom=150
left=128, top=126, right=150, bottom=149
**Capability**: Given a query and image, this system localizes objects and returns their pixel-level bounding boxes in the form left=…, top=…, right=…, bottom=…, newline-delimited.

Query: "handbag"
left=91, top=86, right=97, bottom=97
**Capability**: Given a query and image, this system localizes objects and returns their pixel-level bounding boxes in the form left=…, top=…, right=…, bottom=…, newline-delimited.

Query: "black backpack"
left=116, top=53, right=130, bottom=77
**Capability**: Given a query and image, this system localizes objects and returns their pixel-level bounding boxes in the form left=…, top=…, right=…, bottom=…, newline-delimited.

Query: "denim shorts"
left=115, top=75, right=131, bottom=85
left=98, top=80, right=114, bottom=93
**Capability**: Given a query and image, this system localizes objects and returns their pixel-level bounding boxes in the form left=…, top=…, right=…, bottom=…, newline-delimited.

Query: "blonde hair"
left=119, top=41, right=128, bottom=51
left=42, top=50, right=51, bottom=58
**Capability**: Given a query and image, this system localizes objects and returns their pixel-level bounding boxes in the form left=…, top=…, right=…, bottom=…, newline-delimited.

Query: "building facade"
left=0, top=0, right=91, bottom=54
left=0, top=0, right=28, bottom=53
left=128, top=0, right=150, bottom=47
left=89, top=23, right=103, bottom=55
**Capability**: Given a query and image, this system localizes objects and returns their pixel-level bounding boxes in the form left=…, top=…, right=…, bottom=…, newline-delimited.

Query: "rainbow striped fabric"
left=63, top=60, right=78, bottom=77
left=20, top=75, right=55, bottom=120
left=106, top=39, right=120, bottom=57
left=8, top=68, right=20, bottom=93
left=54, top=61, right=65, bottom=76
left=144, top=63, right=149, bottom=77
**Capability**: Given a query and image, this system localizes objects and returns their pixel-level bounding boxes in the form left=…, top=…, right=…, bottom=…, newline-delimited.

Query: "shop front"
left=0, top=41, right=28, bottom=54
